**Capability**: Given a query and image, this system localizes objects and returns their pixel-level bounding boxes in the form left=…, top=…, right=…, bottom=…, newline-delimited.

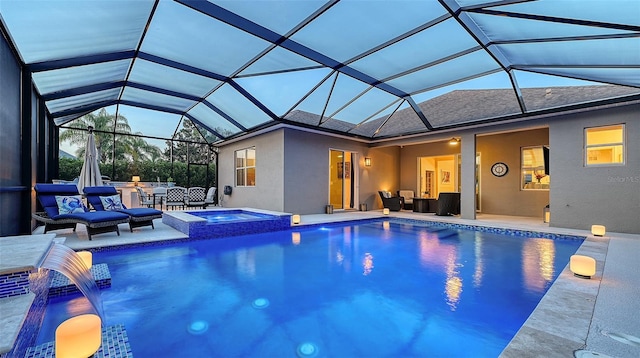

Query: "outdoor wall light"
left=448, top=137, right=460, bottom=145
left=364, top=157, right=371, bottom=167
left=292, top=214, right=301, bottom=225
left=383, top=208, right=390, bottom=215
left=591, top=225, right=606, bottom=237
left=77, top=251, right=92, bottom=269
left=132, top=175, right=141, bottom=186
left=55, top=314, right=102, bottom=358
left=570, top=255, right=596, bottom=279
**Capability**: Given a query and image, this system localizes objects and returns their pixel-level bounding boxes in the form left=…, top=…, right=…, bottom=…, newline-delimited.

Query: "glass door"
left=329, top=149, right=356, bottom=210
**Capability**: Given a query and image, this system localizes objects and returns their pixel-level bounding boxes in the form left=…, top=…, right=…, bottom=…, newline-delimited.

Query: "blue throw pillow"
left=55, top=195, right=87, bottom=215
left=100, top=195, right=124, bottom=211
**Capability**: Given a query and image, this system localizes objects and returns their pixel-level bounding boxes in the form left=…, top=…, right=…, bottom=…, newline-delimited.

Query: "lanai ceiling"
left=1, top=0, right=639, bottom=144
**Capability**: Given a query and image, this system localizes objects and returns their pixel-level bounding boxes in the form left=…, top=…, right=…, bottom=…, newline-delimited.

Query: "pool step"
left=25, top=324, right=133, bottom=358
left=48, top=263, right=111, bottom=298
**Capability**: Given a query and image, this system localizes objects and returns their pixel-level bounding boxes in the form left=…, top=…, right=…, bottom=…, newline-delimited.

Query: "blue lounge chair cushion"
left=34, top=184, right=129, bottom=221
left=120, top=208, right=161, bottom=218
left=35, top=184, right=86, bottom=218
left=57, top=210, right=129, bottom=223
left=84, top=186, right=162, bottom=217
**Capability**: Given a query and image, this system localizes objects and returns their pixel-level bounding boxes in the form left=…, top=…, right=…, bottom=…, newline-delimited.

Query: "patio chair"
left=435, top=192, right=460, bottom=216
left=378, top=191, right=402, bottom=211
left=84, top=186, right=163, bottom=232
left=397, top=190, right=415, bottom=210
left=135, top=187, right=155, bottom=208
left=152, top=187, right=167, bottom=210
left=165, top=186, right=187, bottom=210
left=184, top=187, right=206, bottom=209
left=33, top=183, right=130, bottom=240
left=203, top=187, right=217, bottom=208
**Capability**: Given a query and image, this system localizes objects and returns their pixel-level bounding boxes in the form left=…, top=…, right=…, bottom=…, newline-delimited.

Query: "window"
left=522, top=146, right=549, bottom=190
left=235, top=147, right=256, bottom=186
left=585, top=124, right=624, bottom=166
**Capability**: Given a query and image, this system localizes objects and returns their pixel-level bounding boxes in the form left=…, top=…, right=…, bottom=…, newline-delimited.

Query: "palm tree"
left=60, top=108, right=132, bottom=163
left=124, top=133, right=164, bottom=163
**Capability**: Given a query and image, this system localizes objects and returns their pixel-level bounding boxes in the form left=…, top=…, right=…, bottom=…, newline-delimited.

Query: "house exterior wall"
left=218, top=128, right=400, bottom=214
left=281, top=128, right=399, bottom=213
left=217, top=102, right=637, bottom=234
left=477, top=128, right=550, bottom=217
left=399, top=129, right=549, bottom=218
left=550, top=103, right=640, bottom=234
left=217, top=130, right=285, bottom=211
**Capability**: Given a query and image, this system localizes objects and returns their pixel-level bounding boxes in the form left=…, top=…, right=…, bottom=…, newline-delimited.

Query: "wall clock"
left=491, top=162, right=508, bottom=177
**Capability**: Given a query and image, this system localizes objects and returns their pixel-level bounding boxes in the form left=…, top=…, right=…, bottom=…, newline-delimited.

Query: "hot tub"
left=162, top=208, right=292, bottom=240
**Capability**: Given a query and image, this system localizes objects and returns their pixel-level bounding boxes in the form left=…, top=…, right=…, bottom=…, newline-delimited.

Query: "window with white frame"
left=235, top=147, right=256, bottom=186
left=522, top=146, right=549, bottom=190
left=585, top=124, right=625, bottom=166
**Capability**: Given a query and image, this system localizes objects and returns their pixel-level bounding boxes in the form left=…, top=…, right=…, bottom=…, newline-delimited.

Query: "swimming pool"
left=37, top=219, right=583, bottom=357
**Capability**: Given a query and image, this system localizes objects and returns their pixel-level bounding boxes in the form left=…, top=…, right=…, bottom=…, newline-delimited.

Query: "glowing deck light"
left=383, top=208, right=390, bottom=215
left=55, top=314, right=102, bottom=358
left=570, top=255, right=596, bottom=279
left=292, top=214, right=301, bottom=225
left=591, top=225, right=606, bottom=237
left=77, top=251, right=92, bottom=269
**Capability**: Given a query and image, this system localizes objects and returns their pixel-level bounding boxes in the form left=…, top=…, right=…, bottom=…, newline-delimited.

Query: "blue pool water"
left=37, top=219, right=583, bottom=357
left=188, top=210, right=274, bottom=222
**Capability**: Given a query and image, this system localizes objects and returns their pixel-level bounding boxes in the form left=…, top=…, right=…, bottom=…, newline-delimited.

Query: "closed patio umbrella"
left=77, top=126, right=103, bottom=193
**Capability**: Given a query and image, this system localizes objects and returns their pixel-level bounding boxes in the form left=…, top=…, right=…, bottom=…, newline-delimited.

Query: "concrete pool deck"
left=8, top=210, right=640, bottom=357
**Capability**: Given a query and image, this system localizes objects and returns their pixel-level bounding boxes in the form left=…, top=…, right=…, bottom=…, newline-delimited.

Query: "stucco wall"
left=477, top=128, right=549, bottom=217
left=218, top=128, right=400, bottom=214
left=217, top=130, right=285, bottom=211
left=399, top=129, right=549, bottom=217
left=282, top=129, right=398, bottom=213
left=550, top=103, right=640, bottom=234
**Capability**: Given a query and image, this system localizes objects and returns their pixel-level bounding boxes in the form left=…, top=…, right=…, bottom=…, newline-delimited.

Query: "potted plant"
left=167, top=177, right=174, bottom=187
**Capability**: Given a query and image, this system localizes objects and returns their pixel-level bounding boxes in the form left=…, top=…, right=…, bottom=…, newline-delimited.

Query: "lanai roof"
left=1, top=0, right=639, bottom=144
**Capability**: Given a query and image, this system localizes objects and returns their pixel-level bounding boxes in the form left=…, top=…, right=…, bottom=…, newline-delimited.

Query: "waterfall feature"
left=39, top=243, right=105, bottom=322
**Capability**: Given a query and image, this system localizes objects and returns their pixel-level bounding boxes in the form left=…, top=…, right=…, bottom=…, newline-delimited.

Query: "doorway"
left=418, top=153, right=481, bottom=212
left=418, top=155, right=457, bottom=199
left=329, top=149, right=357, bottom=211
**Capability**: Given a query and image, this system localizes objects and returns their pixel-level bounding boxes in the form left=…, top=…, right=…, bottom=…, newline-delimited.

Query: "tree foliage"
left=59, top=109, right=216, bottom=188
left=60, top=108, right=165, bottom=164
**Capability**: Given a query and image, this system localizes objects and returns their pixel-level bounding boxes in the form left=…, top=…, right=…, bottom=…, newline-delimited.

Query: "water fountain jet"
left=38, top=242, right=105, bottom=323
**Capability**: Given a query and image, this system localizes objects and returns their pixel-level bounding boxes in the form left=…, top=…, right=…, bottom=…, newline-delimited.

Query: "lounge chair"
left=33, top=183, right=130, bottom=240
left=203, top=187, right=217, bottom=208
left=84, top=186, right=163, bottom=232
left=435, top=192, right=460, bottom=216
left=398, top=190, right=415, bottom=210
left=378, top=191, right=402, bottom=211
left=184, top=187, right=206, bottom=209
